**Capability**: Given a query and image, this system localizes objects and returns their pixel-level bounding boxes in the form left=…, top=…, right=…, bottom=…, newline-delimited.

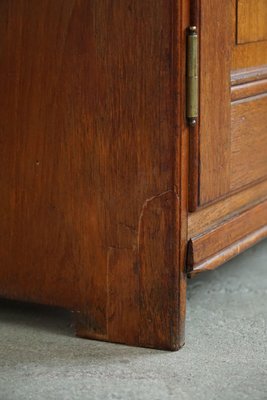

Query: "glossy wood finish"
left=0, top=0, right=189, bottom=350
left=188, top=225, right=267, bottom=277
left=231, top=79, right=267, bottom=101
left=188, top=179, right=267, bottom=238
left=187, top=200, right=267, bottom=276
left=190, top=0, right=267, bottom=207
left=197, top=0, right=232, bottom=205
left=231, top=65, right=267, bottom=86
left=188, top=0, right=267, bottom=279
left=0, top=0, right=267, bottom=351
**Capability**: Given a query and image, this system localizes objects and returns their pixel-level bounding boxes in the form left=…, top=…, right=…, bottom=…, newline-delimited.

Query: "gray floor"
left=0, top=240, right=267, bottom=400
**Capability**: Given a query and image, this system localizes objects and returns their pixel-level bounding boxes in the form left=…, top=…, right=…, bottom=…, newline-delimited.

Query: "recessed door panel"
left=230, top=94, right=267, bottom=191
left=195, top=0, right=267, bottom=207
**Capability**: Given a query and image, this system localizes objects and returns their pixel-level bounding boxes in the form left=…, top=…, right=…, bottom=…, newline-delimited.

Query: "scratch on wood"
left=137, top=189, right=179, bottom=253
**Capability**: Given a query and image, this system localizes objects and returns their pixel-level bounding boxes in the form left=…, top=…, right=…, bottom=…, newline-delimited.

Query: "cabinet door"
left=192, top=0, right=267, bottom=208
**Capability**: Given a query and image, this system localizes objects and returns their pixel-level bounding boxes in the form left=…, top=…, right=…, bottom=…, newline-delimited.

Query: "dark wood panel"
left=0, top=0, right=188, bottom=350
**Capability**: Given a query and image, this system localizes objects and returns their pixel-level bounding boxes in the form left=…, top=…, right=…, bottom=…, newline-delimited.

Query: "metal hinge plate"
left=186, top=26, right=199, bottom=126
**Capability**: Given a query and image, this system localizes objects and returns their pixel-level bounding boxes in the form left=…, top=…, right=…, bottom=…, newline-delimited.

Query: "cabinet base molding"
left=187, top=200, right=267, bottom=277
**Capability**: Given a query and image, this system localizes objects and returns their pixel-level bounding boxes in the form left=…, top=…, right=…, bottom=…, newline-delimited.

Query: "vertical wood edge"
left=199, top=0, right=232, bottom=204
left=75, top=0, right=189, bottom=351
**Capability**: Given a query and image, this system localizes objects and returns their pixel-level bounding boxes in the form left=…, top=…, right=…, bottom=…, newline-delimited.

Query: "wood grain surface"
left=188, top=179, right=267, bottom=238
left=1, top=0, right=267, bottom=351
left=231, top=65, right=267, bottom=86
left=232, top=0, right=267, bottom=70
left=237, top=0, right=267, bottom=44
left=198, top=0, right=232, bottom=205
left=0, top=0, right=189, bottom=350
left=192, top=0, right=267, bottom=207
left=188, top=226, right=267, bottom=277
left=187, top=199, right=267, bottom=275
left=231, top=79, right=267, bottom=101
left=230, top=94, right=267, bottom=191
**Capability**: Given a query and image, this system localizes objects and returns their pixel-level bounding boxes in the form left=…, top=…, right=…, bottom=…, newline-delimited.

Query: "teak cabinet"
left=0, top=0, right=266, bottom=351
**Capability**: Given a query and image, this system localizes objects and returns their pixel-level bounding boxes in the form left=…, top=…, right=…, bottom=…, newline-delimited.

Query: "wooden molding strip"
left=188, top=225, right=267, bottom=277
left=188, top=179, right=267, bottom=238
left=231, top=65, right=267, bottom=86
left=231, top=79, right=267, bottom=102
left=187, top=199, right=267, bottom=276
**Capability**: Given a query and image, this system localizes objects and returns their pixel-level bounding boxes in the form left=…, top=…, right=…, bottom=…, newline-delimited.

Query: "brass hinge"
left=186, top=26, right=199, bottom=126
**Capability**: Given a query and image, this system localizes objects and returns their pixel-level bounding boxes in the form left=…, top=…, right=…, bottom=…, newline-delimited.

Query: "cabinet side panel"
left=0, top=0, right=187, bottom=349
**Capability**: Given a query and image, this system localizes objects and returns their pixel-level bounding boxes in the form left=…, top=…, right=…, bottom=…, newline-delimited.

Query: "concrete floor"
left=0, top=240, right=266, bottom=400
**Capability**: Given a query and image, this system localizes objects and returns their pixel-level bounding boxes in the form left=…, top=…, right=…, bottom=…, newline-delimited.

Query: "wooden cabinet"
left=0, top=0, right=266, bottom=350
left=188, top=0, right=267, bottom=275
